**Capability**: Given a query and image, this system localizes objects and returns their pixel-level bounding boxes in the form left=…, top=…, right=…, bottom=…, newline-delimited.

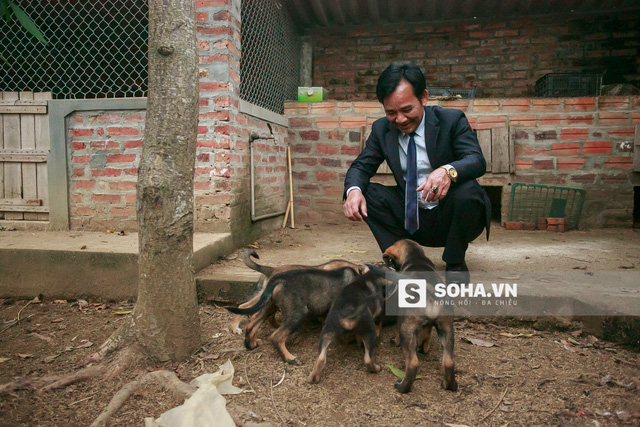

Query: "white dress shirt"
left=347, top=112, right=438, bottom=209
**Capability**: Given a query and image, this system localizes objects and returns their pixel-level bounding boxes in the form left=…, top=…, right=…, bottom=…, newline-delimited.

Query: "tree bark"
left=133, top=0, right=201, bottom=362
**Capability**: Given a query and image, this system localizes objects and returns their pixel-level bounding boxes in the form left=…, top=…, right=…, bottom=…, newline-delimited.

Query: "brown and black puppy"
left=227, top=265, right=360, bottom=365
left=383, top=239, right=458, bottom=393
left=308, top=265, right=393, bottom=384
left=230, top=249, right=359, bottom=334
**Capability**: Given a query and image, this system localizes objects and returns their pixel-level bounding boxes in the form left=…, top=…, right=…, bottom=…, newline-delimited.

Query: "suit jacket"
left=344, top=105, right=491, bottom=236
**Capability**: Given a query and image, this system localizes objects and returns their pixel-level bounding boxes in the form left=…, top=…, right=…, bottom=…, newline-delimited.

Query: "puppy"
left=230, top=249, right=359, bottom=334
left=308, top=265, right=393, bottom=384
left=383, top=239, right=458, bottom=393
left=227, top=266, right=359, bottom=365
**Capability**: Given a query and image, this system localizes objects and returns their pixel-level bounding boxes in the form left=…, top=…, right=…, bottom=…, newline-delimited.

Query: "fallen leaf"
left=16, top=353, right=33, bottom=359
left=51, top=318, right=64, bottom=323
left=462, top=337, right=496, bottom=347
left=28, top=333, right=53, bottom=343
left=568, top=337, right=581, bottom=346
left=617, top=411, right=631, bottom=421
left=617, top=263, right=635, bottom=269
left=0, top=357, right=9, bottom=363
left=53, top=300, right=67, bottom=304
left=571, top=330, right=583, bottom=337
left=344, top=250, right=366, bottom=254
left=247, top=243, right=260, bottom=249
left=600, top=375, right=612, bottom=386
left=322, top=254, right=344, bottom=258
left=111, top=310, right=132, bottom=315
left=80, top=245, right=87, bottom=250
left=201, top=354, right=220, bottom=360
left=385, top=364, right=423, bottom=380
left=499, top=333, right=534, bottom=338
left=75, top=341, right=93, bottom=349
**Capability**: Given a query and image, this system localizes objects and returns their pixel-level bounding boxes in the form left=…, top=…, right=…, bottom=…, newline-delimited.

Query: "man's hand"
left=417, top=167, right=451, bottom=202
left=343, top=189, right=368, bottom=221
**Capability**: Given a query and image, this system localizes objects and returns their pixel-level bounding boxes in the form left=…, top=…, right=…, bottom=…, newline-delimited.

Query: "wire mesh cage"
left=1, top=0, right=148, bottom=99
left=508, top=182, right=586, bottom=230
left=240, top=0, right=301, bottom=115
left=535, top=73, right=602, bottom=98
left=426, top=87, right=475, bottom=98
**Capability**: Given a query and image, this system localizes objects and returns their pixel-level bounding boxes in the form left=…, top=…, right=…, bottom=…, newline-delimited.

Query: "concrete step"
left=0, top=230, right=233, bottom=300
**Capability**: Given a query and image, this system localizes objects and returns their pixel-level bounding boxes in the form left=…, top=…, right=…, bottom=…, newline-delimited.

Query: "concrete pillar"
left=300, top=35, right=313, bottom=87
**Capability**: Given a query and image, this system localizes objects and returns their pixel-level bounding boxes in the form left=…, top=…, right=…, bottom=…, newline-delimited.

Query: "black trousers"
left=362, top=180, right=489, bottom=264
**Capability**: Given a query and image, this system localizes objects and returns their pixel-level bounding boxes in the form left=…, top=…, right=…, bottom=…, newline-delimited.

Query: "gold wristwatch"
left=440, top=165, right=458, bottom=182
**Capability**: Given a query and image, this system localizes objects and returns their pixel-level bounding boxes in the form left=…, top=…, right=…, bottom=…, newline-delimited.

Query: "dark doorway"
left=483, top=186, right=503, bottom=223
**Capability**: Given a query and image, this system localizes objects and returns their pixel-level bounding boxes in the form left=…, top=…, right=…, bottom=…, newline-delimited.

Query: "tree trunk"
left=133, top=0, right=201, bottom=362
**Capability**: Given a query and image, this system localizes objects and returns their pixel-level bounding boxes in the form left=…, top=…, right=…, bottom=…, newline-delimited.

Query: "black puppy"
left=227, top=266, right=359, bottom=365
left=308, top=265, right=393, bottom=383
left=230, top=249, right=359, bottom=334
left=383, top=239, right=458, bottom=393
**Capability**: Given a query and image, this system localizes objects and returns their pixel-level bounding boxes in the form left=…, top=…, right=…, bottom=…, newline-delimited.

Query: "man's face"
left=382, top=79, right=428, bottom=134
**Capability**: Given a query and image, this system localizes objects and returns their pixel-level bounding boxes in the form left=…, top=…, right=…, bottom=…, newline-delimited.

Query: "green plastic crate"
left=508, top=182, right=586, bottom=230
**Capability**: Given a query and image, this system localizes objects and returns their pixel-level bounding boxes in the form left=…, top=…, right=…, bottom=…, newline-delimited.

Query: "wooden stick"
left=282, top=200, right=291, bottom=228
left=286, top=146, right=295, bottom=229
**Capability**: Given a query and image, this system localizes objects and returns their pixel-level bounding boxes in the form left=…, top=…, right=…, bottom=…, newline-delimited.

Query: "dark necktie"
left=405, top=132, right=418, bottom=234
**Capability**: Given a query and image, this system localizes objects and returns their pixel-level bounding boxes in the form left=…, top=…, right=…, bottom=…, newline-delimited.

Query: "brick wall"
left=66, top=0, right=289, bottom=236
left=311, top=12, right=640, bottom=99
left=285, top=96, right=640, bottom=228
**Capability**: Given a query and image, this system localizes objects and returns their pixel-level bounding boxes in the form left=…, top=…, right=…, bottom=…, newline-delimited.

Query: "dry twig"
left=480, top=385, right=508, bottom=424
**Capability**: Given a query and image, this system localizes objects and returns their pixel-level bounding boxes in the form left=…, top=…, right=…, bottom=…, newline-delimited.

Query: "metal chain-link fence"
left=1, top=0, right=148, bottom=99
left=240, top=0, right=300, bottom=115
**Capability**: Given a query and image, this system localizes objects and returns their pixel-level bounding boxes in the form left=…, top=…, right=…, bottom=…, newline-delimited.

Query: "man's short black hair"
left=376, top=62, right=427, bottom=104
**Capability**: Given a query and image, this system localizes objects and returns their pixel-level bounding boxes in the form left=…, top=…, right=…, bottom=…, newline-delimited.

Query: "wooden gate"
left=0, top=91, right=51, bottom=221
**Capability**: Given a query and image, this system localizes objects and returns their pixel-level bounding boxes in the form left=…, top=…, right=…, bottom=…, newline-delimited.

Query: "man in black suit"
left=343, top=62, right=490, bottom=283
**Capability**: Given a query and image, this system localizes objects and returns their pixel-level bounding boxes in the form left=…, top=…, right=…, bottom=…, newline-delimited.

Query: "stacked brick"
left=67, top=112, right=144, bottom=231
left=311, top=13, right=640, bottom=99
left=285, top=97, right=639, bottom=227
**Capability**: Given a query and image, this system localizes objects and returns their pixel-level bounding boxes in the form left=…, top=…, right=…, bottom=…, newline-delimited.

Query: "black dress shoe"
left=445, top=261, right=469, bottom=284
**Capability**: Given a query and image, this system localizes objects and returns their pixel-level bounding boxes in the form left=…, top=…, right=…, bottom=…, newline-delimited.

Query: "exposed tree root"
left=0, top=374, right=62, bottom=395
left=90, top=370, right=196, bottom=426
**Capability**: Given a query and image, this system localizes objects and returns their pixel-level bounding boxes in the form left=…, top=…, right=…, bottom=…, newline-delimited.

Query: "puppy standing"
left=230, top=249, right=359, bottom=334
left=227, top=266, right=359, bottom=365
left=383, top=239, right=458, bottom=393
left=308, top=266, right=391, bottom=383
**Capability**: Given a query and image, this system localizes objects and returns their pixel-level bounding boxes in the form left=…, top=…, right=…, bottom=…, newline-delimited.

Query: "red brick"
left=300, top=130, right=320, bottom=141
left=72, top=128, right=93, bottom=137
left=538, top=114, right=565, bottom=126
left=515, top=159, right=532, bottom=170
left=320, top=158, right=341, bottom=167
left=107, top=127, right=139, bottom=136
left=565, top=98, right=596, bottom=111
left=199, top=110, right=230, bottom=121
left=598, top=96, right=630, bottom=110
left=110, top=207, right=136, bottom=217
left=609, top=128, right=635, bottom=138
left=296, top=158, right=318, bottom=167
left=501, top=99, right=530, bottom=112
left=125, top=194, right=137, bottom=204
left=565, top=115, right=594, bottom=125
left=341, top=145, right=360, bottom=156
left=316, top=117, right=341, bottom=128
left=197, top=139, right=230, bottom=149
left=71, top=142, right=86, bottom=150
left=92, top=168, right=122, bottom=177
left=109, top=181, right=137, bottom=191
left=199, top=54, right=228, bottom=64
left=583, top=141, right=612, bottom=155
left=199, top=82, right=229, bottom=92
left=557, top=157, right=585, bottom=170
left=546, top=218, right=566, bottom=225
left=504, top=221, right=522, bottom=230
left=473, top=100, right=500, bottom=112
left=214, top=153, right=230, bottom=163
left=605, top=157, right=633, bottom=169
left=196, top=26, right=232, bottom=36
left=340, top=116, right=367, bottom=128
left=124, top=140, right=144, bottom=149
left=537, top=217, right=547, bottom=230
left=74, top=180, right=95, bottom=189
left=74, top=207, right=95, bottom=216
left=522, top=222, right=536, bottom=230
left=197, top=194, right=232, bottom=205
left=195, top=0, right=229, bottom=7
left=599, top=112, right=628, bottom=125
left=316, top=144, right=339, bottom=155
left=551, top=142, right=580, bottom=156
left=195, top=12, right=207, bottom=22
left=509, top=115, right=536, bottom=126
left=310, top=102, right=335, bottom=114
left=560, top=128, right=588, bottom=140
left=291, top=144, right=311, bottom=154
left=288, top=118, right=312, bottom=128
left=124, top=168, right=138, bottom=176
left=197, top=126, right=209, bottom=135
left=73, top=155, right=91, bottom=164
left=72, top=168, right=85, bottom=177
left=475, top=116, right=506, bottom=129
left=315, top=171, right=337, bottom=182
left=107, top=154, right=137, bottom=163
left=532, top=99, right=561, bottom=111
left=90, top=141, right=120, bottom=150
left=93, top=194, right=122, bottom=204
left=533, top=159, right=554, bottom=170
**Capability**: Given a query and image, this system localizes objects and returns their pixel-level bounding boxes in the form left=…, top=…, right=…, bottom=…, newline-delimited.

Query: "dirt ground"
left=1, top=223, right=640, bottom=426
